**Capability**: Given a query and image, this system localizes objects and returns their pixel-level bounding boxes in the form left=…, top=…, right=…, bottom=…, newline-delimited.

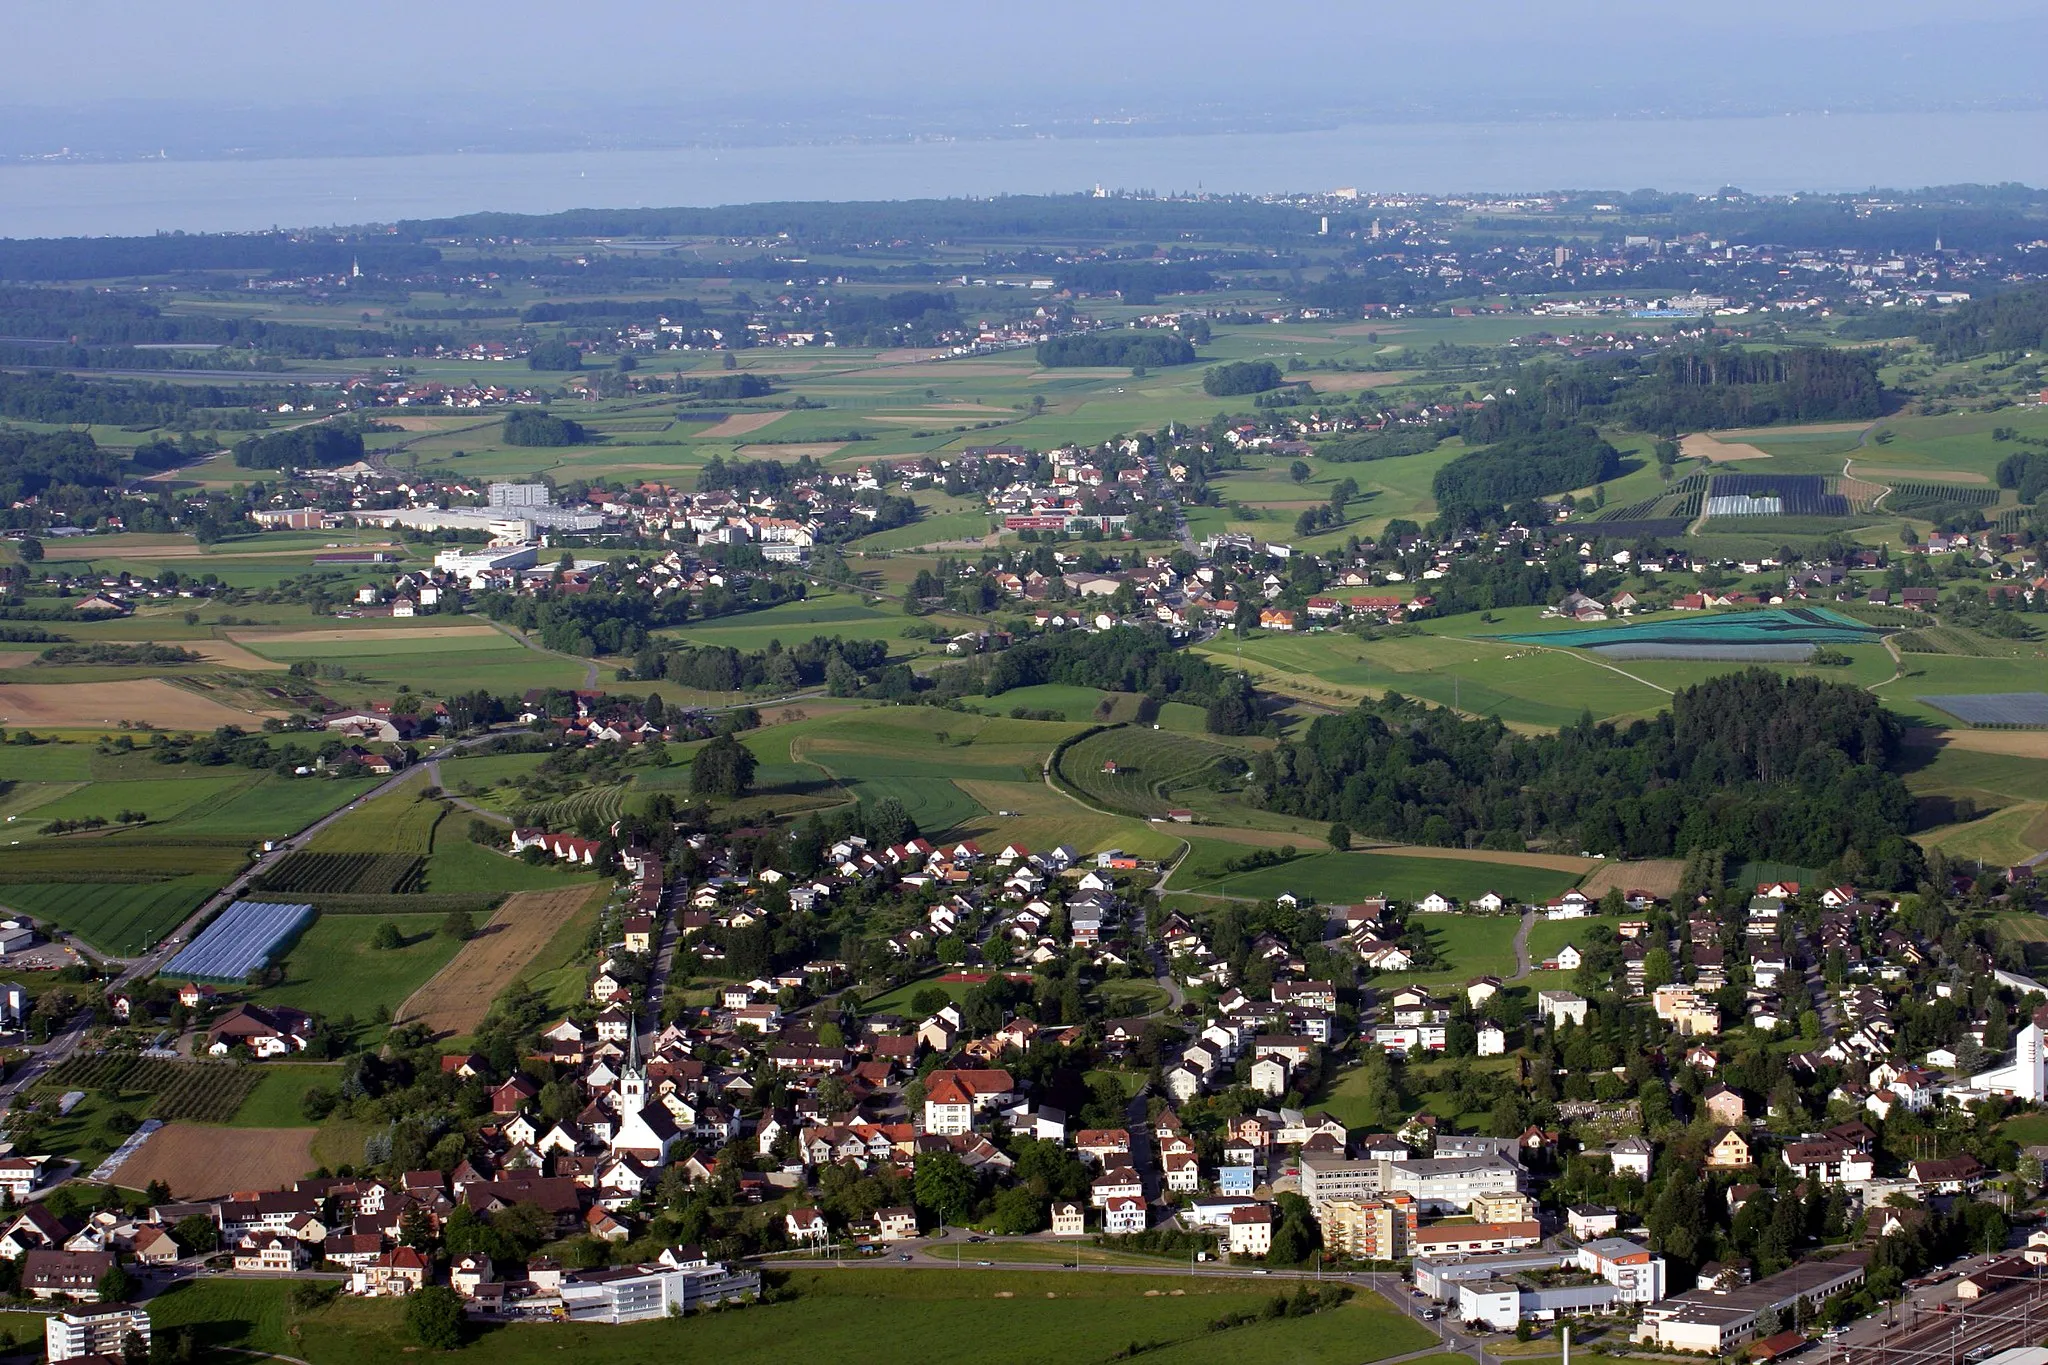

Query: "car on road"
left=976, top=1260, right=991, bottom=1267
left=897, top=1253, right=912, bottom=1261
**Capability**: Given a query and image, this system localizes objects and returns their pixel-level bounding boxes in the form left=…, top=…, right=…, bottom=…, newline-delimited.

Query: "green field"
left=1173, top=844, right=1583, bottom=905
left=1057, top=727, right=1249, bottom=818
left=251, top=912, right=462, bottom=1030
left=0, top=876, right=222, bottom=956
left=227, top=1062, right=344, bottom=1128
left=142, top=1269, right=1437, bottom=1365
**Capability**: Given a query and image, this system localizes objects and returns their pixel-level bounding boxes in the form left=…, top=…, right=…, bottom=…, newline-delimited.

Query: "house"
left=235, top=1233, right=309, bottom=1273
left=1051, top=1201, right=1087, bottom=1237
left=0, top=1154, right=54, bottom=1199
left=21, top=1249, right=113, bottom=1300
left=1103, top=1195, right=1147, bottom=1234
left=786, top=1208, right=829, bottom=1245
left=1706, top=1129, right=1754, bottom=1171
left=1608, top=1137, right=1654, bottom=1180
left=1702, top=1085, right=1747, bottom=1127
left=1539, top=990, right=1589, bottom=1029
left=873, top=1207, right=920, bottom=1242
left=351, top=1245, right=430, bottom=1296
left=451, top=1253, right=496, bottom=1298
left=921, top=1069, right=1014, bottom=1135
left=1477, top=1022, right=1508, bottom=1057
left=1228, top=1203, right=1274, bottom=1257
left=45, top=1303, right=151, bottom=1363
left=206, top=1003, right=314, bottom=1058
left=1569, top=1206, right=1621, bottom=1240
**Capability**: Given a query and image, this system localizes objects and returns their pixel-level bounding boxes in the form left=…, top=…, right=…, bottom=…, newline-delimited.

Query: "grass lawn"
left=252, top=912, right=461, bottom=1031
left=422, top=836, right=603, bottom=895
left=141, top=1267, right=1436, bottom=1365
left=1381, top=915, right=1523, bottom=984
left=864, top=971, right=977, bottom=1016
left=227, top=1063, right=340, bottom=1128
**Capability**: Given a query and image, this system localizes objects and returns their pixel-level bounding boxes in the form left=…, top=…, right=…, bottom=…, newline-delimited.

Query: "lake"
left=5, top=109, right=2048, bottom=237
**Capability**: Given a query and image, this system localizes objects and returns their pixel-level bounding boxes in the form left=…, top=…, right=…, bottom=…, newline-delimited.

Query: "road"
left=1507, top=907, right=1537, bottom=981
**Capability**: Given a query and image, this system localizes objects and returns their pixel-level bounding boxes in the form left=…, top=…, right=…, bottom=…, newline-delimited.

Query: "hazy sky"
left=10, top=0, right=2047, bottom=108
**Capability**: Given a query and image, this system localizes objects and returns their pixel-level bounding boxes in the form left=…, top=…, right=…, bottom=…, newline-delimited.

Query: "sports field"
left=141, top=1269, right=1437, bottom=1365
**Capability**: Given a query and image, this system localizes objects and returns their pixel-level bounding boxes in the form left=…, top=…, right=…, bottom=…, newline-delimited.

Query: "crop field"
left=963, top=684, right=1126, bottom=721
left=398, top=886, right=605, bottom=1037
left=519, top=782, right=628, bottom=831
left=1057, top=727, right=1246, bottom=818
left=40, top=1054, right=261, bottom=1123
left=252, top=850, right=424, bottom=896
left=113, top=1123, right=315, bottom=1199
left=1920, top=693, right=2048, bottom=727
left=306, top=784, right=445, bottom=854
left=659, top=592, right=950, bottom=654
left=0, top=680, right=287, bottom=729
left=0, top=876, right=220, bottom=955
left=253, top=912, right=461, bottom=1028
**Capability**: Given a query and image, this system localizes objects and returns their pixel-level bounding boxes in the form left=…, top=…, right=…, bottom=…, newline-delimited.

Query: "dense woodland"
left=1909, top=282, right=2048, bottom=360
left=1250, top=672, right=1920, bottom=881
left=1035, top=332, right=1198, bottom=368
left=232, top=425, right=366, bottom=471
left=1431, top=426, right=1622, bottom=526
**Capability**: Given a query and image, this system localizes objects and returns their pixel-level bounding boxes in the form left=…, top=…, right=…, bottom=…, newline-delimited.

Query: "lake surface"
left=5, top=109, right=2048, bottom=237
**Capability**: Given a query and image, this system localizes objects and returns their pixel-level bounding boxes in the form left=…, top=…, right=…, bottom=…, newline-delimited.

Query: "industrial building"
left=1636, top=1254, right=1867, bottom=1353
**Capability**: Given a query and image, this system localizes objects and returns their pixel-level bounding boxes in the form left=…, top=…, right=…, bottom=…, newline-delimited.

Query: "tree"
left=173, top=1213, right=218, bottom=1253
left=372, top=921, right=405, bottom=951
left=691, top=732, right=759, bottom=800
left=96, top=1262, right=136, bottom=1303
left=913, top=1150, right=975, bottom=1224
left=404, top=1286, right=467, bottom=1349
left=1327, top=822, right=1352, bottom=852
left=16, top=538, right=41, bottom=563
left=1288, top=460, right=1312, bottom=485
left=439, top=909, right=474, bottom=942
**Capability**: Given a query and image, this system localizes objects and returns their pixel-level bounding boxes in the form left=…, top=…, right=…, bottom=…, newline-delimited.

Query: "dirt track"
left=116, top=1124, right=315, bottom=1198
left=396, top=885, right=598, bottom=1036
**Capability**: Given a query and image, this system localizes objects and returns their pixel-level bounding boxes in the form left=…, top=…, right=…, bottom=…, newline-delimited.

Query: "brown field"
left=229, top=624, right=501, bottom=647
left=0, top=652, right=36, bottom=669
left=1856, top=467, right=1991, bottom=484
left=698, top=411, right=785, bottom=439
left=116, top=1124, right=316, bottom=1198
left=1680, top=433, right=1771, bottom=463
left=1714, top=420, right=1872, bottom=438
left=737, top=442, right=847, bottom=459
left=1580, top=859, right=1686, bottom=900
left=0, top=680, right=284, bottom=728
left=1906, top=728, right=2048, bottom=759
left=183, top=639, right=286, bottom=670
left=1296, top=372, right=1407, bottom=392
left=397, top=886, right=601, bottom=1036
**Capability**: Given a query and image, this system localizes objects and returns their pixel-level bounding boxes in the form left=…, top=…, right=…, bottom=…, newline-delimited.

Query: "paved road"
left=1508, top=907, right=1537, bottom=981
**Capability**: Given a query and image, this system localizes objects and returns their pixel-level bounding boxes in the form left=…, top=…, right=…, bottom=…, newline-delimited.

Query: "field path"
left=1845, top=456, right=1894, bottom=512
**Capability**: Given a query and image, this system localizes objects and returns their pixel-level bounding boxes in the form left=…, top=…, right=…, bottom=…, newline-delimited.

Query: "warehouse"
left=1637, top=1254, right=1867, bottom=1353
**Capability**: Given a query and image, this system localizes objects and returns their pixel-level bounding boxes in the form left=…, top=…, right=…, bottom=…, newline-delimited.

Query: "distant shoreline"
left=4, top=108, right=2048, bottom=238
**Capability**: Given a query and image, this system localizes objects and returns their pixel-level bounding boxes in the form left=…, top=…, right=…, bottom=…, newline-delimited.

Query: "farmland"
left=1056, top=727, right=1251, bottom=818
left=38, top=1054, right=261, bottom=1124
left=112, top=1123, right=316, bottom=1199
left=397, top=886, right=603, bottom=1038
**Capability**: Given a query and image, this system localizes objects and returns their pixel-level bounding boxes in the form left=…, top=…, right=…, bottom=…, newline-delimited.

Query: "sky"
left=6, top=0, right=2047, bottom=155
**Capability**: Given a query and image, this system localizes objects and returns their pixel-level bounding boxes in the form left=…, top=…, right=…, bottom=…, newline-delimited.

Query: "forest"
left=1463, top=346, right=1885, bottom=439
left=1910, top=282, right=2048, bottom=360
left=1035, top=332, right=1198, bottom=368
left=1431, top=426, right=1622, bottom=525
left=0, top=428, right=125, bottom=505
left=0, top=370, right=282, bottom=428
left=1202, top=360, right=1283, bottom=396
left=1248, top=671, right=1920, bottom=881
left=630, top=636, right=892, bottom=694
left=232, top=425, right=367, bottom=470
left=502, top=411, right=588, bottom=447
left=935, top=625, right=1228, bottom=714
